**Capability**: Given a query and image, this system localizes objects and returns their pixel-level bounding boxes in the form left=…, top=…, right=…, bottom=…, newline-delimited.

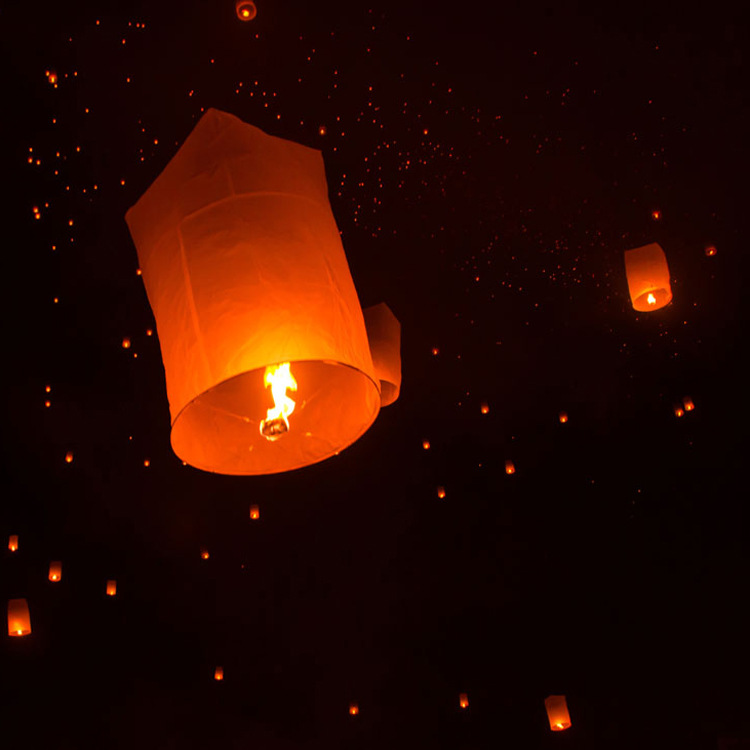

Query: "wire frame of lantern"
left=48, top=561, right=62, bottom=582
left=624, top=242, right=672, bottom=311
left=7, top=598, right=31, bottom=636
left=545, top=695, right=571, bottom=731
left=125, top=109, right=397, bottom=476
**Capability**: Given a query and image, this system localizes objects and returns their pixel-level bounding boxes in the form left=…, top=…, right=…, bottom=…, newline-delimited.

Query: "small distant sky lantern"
left=683, top=396, right=695, bottom=411
left=558, top=411, right=568, bottom=424
left=7, top=598, right=31, bottom=636
left=126, top=109, right=398, bottom=475
left=674, top=405, right=685, bottom=418
left=249, top=504, right=260, bottom=520
left=624, top=243, right=672, bottom=311
left=459, top=693, right=469, bottom=709
left=235, top=0, right=257, bottom=21
left=214, top=666, right=224, bottom=681
left=437, top=486, right=446, bottom=499
left=8, top=535, right=18, bottom=552
left=65, top=451, right=74, bottom=463
left=545, top=695, right=571, bottom=731
left=705, top=245, right=717, bottom=257
left=505, top=460, right=515, bottom=475
left=480, top=402, right=489, bottom=415
left=106, top=580, right=117, bottom=596
left=349, top=703, right=359, bottom=716
left=422, top=440, right=431, bottom=450
left=201, top=547, right=210, bottom=560
left=48, top=561, right=62, bottom=581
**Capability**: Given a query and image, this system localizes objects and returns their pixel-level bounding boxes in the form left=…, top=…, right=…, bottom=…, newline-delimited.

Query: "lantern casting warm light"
left=674, top=405, right=685, bottom=418
left=437, top=486, right=446, bottom=499
left=65, top=451, right=74, bottom=463
left=349, top=703, right=359, bottom=716
left=214, top=666, right=224, bottom=680
left=8, top=535, right=18, bottom=552
left=545, top=695, right=571, bottom=731
left=7, top=598, right=31, bottom=636
left=705, top=245, right=717, bottom=257
left=250, top=504, right=260, bottom=519
left=235, top=0, right=257, bottom=21
left=106, top=580, right=117, bottom=596
left=558, top=411, right=568, bottom=423
left=624, top=242, right=672, bottom=311
left=49, top=561, right=62, bottom=581
left=201, top=548, right=210, bottom=560
left=259, top=362, right=297, bottom=440
left=422, top=440, right=431, bottom=450
left=459, top=693, right=469, bottom=709
left=505, top=460, right=515, bottom=475
left=480, top=402, right=489, bottom=415
left=125, top=109, right=392, bottom=475
left=683, top=396, right=695, bottom=411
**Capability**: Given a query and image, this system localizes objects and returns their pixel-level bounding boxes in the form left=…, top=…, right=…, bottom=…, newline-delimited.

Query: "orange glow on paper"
left=545, top=695, right=571, bottom=731
left=683, top=397, right=695, bottom=411
left=8, top=535, right=18, bottom=552
left=8, top=599, right=31, bottom=636
left=437, top=486, right=446, bottom=499
left=214, top=666, right=224, bottom=680
left=459, top=693, right=469, bottom=709
left=49, top=561, right=62, bottom=581
left=363, top=303, right=401, bottom=406
left=505, top=460, right=515, bottom=475
left=106, top=580, right=117, bottom=596
left=624, top=243, right=672, bottom=312
left=260, top=363, right=297, bottom=441
left=235, top=0, right=257, bottom=21
left=125, top=109, right=388, bottom=476
left=349, top=703, right=359, bottom=715
left=250, top=504, right=260, bottom=519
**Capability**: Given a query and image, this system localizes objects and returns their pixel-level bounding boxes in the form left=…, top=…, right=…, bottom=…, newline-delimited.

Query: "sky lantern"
left=505, top=460, right=515, bottom=475
left=349, top=703, right=359, bottom=715
left=106, top=580, right=117, bottom=596
left=624, top=243, right=672, bottom=311
left=65, top=451, right=74, bottom=463
left=48, top=561, right=62, bottom=581
left=7, top=599, right=31, bottom=636
left=201, top=547, right=210, bottom=560
left=249, top=504, right=260, bottom=519
left=545, top=695, right=571, bottom=731
left=8, top=535, right=18, bottom=552
left=235, top=0, right=257, bottom=21
left=480, top=402, right=490, bottom=415
left=437, top=486, right=446, bottom=499
left=459, top=693, right=469, bottom=709
left=683, top=396, right=695, bottom=411
left=125, top=109, right=397, bottom=475
left=705, top=245, right=717, bottom=256
left=558, top=411, right=568, bottom=423
left=674, top=405, right=685, bottom=418
left=214, top=666, right=224, bottom=680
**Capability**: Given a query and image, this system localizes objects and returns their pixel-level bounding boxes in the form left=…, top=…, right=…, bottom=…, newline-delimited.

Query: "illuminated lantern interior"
left=363, top=303, right=401, bottom=406
left=106, top=580, right=117, bottom=596
left=49, top=561, right=62, bottom=581
left=249, top=504, right=260, bottom=520
left=8, top=535, right=18, bottom=552
left=235, top=0, right=257, bottom=21
left=459, top=693, right=469, bottom=709
left=214, top=666, right=224, bottom=681
left=544, top=694, right=572, bottom=731
left=7, top=598, right=31, bottom=636
left=624, top=242, right=672, bottom=312
left=505, top=460, right=515, bottom=475
left=349, top=703, right=359, bottom=716
left=125, top=109, right=386, bottom=476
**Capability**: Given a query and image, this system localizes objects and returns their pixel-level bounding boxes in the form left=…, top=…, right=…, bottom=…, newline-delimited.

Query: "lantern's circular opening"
left=633, top=286, right=672, bottom=311
left=236, top=1, right=257, bottom=21
left=171, top=360, right=380, bottom=475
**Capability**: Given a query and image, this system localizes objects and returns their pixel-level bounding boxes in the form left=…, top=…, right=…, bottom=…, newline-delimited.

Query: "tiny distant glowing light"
left=674, top=405, right=685, bottom=418
left=459, top=693, right=469, bottom=709
left=349, top=703, right=359, bottom=716
left=545, top=695, right=571, bottom=731
left=65, top=451, right=74, bottom=463
left=558, top=411, right=568, bottom=423
left=422, top=440, right=431, bottom=450
left=201, top=548, right=210, bottom=560
left=143, top=459, right=150, bottom=467
left=437, top=486, right=446, bottom=499
left=235, top=0, right=257, bottom=21
left=214, top=666, right=224, bottom=680
left=106, top=580, right=117, bottom=596
left=705, top=245, right=717, bottom=257
left=624, top=242, right=672, bottom=312
left=8, top=535, right=18, bottom=552
left=45, top=385, right=51, bottom=393
left=122, top=337, right=131, bottom=349
left=49, top=561, right=62, bottom=581
left=683, top=397, right=695, bottom=411
left=651, top=210, right=661, bottom=220
left=480, top=402, right=489, bottom=415
left=7, top=599, right=31, bottom=636
left=146, top=329, right=153, bottom=336
left=505, top=460, right=515, bottom=475
left=318, top=125, right=327, bottom=136
left=46, top=70, right=58, bottom=85
left=249, top=504, right=260, bottom=520
left=431, top=347, right=439, bottom=356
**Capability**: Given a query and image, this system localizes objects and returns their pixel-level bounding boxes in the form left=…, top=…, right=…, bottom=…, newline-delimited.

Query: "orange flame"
left=260, top=363, right=297, bottom=441
left=647, top=293, right=656, bottom=306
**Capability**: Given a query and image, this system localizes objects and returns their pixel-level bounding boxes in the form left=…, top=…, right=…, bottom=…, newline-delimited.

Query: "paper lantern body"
left=106, top=580, right=117, bottom=596
left=349, top=703, right=359, bottom=715
left=545, top=695, right=571, bottom=731
left=8, top=598, right=31, bottom=636
left=459, top=693, right=469, bottom=709
left=8, top=534, right=18, bottom=552
left=624, top=243, right=672, bottom=311
left=363, top=303, right=401, bottom=406
left=49, top=561, right=62, bottom=581
left=126, top=109, right=380, bottom=475
left=214, top=666, right=224, bottom=680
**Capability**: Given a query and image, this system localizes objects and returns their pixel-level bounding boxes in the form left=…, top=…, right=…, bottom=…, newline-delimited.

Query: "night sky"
left=1, top=1, right=748, bottom=747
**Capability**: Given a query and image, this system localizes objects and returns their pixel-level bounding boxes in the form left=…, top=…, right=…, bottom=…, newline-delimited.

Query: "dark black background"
left=1, top=0, right=748, bottom=747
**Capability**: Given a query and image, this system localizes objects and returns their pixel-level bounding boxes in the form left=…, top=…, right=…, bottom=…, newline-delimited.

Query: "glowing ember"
left=647, top=293, right=656, bottom=305
left=260, top=363, right=297, bottom=441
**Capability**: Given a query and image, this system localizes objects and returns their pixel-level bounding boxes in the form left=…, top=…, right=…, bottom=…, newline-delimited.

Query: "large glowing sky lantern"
left=125, top=109, right=400, bottom=475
